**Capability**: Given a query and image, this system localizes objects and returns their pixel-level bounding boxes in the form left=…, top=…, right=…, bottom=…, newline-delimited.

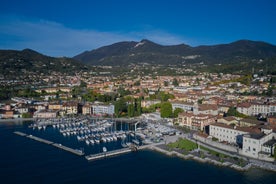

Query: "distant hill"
left=0, top=49, right=88, bottom=78
left=73, top=39, right=276, bottom=67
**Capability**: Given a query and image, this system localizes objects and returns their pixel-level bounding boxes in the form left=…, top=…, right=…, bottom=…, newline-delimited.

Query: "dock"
left=85, top=148, right=132, bottom=161
left=27, top=135, right=53, bottom=144
left=14, top=131, right=84, bottom=156
left=14, top=131, right=27, bottom=137
left=52, top=143, right=84, bottom=156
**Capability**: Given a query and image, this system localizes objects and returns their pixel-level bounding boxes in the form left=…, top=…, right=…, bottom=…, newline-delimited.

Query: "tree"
left=22, top=112, right=32, bottom=118
left=227, top=106, right=238, bottom=116
left=117, top=87, right=131, bottom=97
left=227, top=106, right=247, bottom=118
left=157, top=91, right=174, bottom=102
left=173, top=108, right=184, bottom=118
left=274, top=146, right=276, bottom=160
left=160, top=102, right=173, bottom=118
left=114, top=98, right=127, bottom=117
left=172, top=78, right=179, bottom=86
left=80, top=80, right=87, bottom=88
left=127, top=103, right=135, bottom=117
left=134, top=80, right=140, bottom=86
left=136, top=98, right=142, bottom=116
left=197, top=98, right=204, bottom=104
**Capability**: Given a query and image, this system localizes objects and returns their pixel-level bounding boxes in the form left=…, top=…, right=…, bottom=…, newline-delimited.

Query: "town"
left=1, top=63, right=276, bottom=167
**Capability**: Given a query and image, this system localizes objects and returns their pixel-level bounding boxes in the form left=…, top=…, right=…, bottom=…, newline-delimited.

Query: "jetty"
left=14, top=131, right=27, bottom=137
left=27, top=135, right=53, bottom=144
left=14, top=131, right=84, bottom=156
left=85, top=148, right=132, bottom=161
left=52, top=143, right=84, bottom=156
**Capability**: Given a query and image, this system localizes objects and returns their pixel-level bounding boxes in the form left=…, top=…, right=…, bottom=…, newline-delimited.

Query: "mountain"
left=73, top=39, right=276, bottom=66
left=0, top=49, right=88, bottom=78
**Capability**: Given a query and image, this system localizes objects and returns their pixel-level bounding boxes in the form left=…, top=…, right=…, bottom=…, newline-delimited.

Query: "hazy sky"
left=1, top=0, right=276, bottom=57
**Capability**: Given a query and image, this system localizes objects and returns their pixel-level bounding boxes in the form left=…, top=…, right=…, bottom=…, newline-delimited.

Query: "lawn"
left=167, top=138, right=198, bottom=151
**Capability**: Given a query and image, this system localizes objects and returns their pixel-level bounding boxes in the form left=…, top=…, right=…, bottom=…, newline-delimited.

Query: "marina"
left=2, top=120, right=276, bottom=184
left=14, top=117, right=181, bottom=160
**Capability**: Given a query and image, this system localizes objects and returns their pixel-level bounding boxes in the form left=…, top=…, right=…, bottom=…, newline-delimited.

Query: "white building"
left=241, top=132, right=276, bottom=160
left=209, top=123, right=253, bottom=145
left=92, top=104, right=114, bottom=116
left=171, top=101, right=193, bottom=111
left=237, top=102, right=276, bottom=117
left=237, top=102, right=252, bottom=116
left=33, top=109, right=58, bottom=118
left=210, top=123, right=276, bottom=161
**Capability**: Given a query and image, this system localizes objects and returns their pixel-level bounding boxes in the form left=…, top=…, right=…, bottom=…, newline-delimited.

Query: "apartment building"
left=91, top=104, right=114, bottom=116
left=178, top=112, right=216, bottom=131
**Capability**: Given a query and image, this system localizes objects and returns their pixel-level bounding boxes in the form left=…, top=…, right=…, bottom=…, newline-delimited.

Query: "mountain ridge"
left=73, top=39, right=276, bottom=66
left=0, top=48, right=88, bottom=78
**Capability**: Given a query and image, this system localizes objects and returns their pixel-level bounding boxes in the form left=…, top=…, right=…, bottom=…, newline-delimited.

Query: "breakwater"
left=14, top=131, right=84, bottom=156
left=85, top=148, right=132, bottom=161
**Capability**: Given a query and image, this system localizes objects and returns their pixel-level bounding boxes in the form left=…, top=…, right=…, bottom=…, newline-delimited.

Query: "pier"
left=14, top=131, right=84, bottom=156
left=27, top=135, right=53, bottom=144
left=52, top=143, right=84, bottom=156
left=85, top=148, right=132, bottom=161
left=14, top=131, right=27, bottom=137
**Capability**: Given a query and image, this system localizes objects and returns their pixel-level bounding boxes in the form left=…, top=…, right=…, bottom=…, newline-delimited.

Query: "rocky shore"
left=148, top=144, right=275, bottom=172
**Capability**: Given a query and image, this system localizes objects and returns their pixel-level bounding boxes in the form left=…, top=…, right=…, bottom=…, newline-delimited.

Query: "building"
left=217, top=116, right=238, bottom=125
left=171, top=101, right=193, bottom=111
left=237, top=102, right=276, bottom=117
left=209, top=123, right=260, bottom=146
left=141, top=100, right=161, bottom=108
left=178, top=112, right=216, bottom=131
left=210, top=122, right=276, bottom=160
left=62, top=101, right=79, bottom=115
left=267, top=116, right=276, bottom=125
left=48, top=103, right=63, bottom=111
left=194, top=104, right=218, bottom=116
left=82, top=103, right=92, bottom=115
left=241, top=131, right=276, bottom=160
left=33, top=109, right=58, bottom=118
left=239, top=118, right=264, bottom=127
left=237, top=102, right=252, bottom=116
left=91, top=104, right=114, bottom=116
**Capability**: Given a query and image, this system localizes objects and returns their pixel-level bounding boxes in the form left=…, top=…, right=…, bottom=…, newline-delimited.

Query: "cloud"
left=0, top=16, right=189, bottom=57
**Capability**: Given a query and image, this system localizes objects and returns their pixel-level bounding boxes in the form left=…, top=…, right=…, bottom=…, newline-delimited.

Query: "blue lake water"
left=0, top=121, right=275, bottom=184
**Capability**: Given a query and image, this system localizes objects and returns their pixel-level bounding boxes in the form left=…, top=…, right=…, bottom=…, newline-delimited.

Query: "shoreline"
left=0, top=118, right=35, bottom=122
left=4, top=117, right=276, bottom=172
left=148, top=144, right=276, bottom=172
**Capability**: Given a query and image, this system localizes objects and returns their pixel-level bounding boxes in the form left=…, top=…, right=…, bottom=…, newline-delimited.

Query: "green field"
left=167, top=138, right=198, bottom=151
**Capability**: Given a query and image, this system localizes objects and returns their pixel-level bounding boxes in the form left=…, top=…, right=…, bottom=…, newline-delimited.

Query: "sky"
left=0, top=0, right=276, bottom=57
